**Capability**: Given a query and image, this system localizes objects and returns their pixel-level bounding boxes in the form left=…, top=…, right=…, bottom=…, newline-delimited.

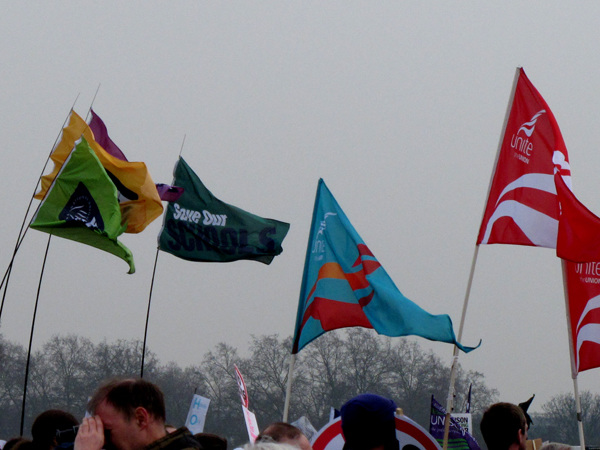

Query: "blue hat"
left=340, top=394, right=399, bottom=450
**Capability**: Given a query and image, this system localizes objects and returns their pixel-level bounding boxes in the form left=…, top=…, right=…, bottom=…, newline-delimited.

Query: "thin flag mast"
left=442, top=68, right=520, bottom=450
left=140, top=135, right=186, bottom=377
left=0, top=98, right=79, bottom=322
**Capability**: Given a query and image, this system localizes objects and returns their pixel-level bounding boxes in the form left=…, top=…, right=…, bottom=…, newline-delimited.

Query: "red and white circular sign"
left=311, top=415, right=441, bottom=450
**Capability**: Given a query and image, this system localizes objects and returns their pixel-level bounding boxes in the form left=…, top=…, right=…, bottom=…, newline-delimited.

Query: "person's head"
left=480, top=402, right=527, bottom=450
left=539, top=443, right=570, bottom=450
left=31, top=409, right=79, bottom=450
left=193, top=433, right=227, bottom=450
left=242, top=441, right=296, bottom=450
left=8, top=441, right=34, bottom=450
left=4, top=439, right=31, bottom=450
left=87, top=378, right=167, bottom=450
left=257, top=423, right=311, bottom=450
left=340, top=394, right=398, bottom=450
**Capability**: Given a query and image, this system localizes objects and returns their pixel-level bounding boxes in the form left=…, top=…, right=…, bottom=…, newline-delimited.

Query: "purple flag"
left=155, top=183, right=184, bottom=202
left=430, top=395, right=480, bottom=450
left=89, top=109, right=129, bottom=161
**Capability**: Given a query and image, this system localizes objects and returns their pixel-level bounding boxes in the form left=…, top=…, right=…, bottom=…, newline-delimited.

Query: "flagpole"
left=283, top=181, right=324, bottom=423
left=443, top=68, right=521, bottom=450
left=20, top=234, right=52, bottom=435
left=179, top=134, right=186, bottom=158
left=0, top=100, right=79, bottom=323
left=282, top=353, right=296, bottom=422
left=141, top=136, right=185, bottom=377
left=141, top=247, right=160, bottom=378
left=442, top=245, right=478, bottom=449
left=83, top=84, right=102, bottom=123
left=560, top=260, right=586, bottom=449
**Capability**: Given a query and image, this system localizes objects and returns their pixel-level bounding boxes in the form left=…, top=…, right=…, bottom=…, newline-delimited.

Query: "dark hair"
left=31, top=409, right=79, bottom=450
left=258, top=423, right=303, bottom=442
left=480, top=402, right=527, bottom=450
left=8, top=440, right=34, bottom=450
left=193, top=433, right=227, bottom=450
left=4, top=439, right=30, bottom=450
left=88, top=378, right=166, bottom=422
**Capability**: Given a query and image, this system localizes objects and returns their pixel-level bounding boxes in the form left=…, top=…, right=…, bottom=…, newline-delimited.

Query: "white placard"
left=242, top=405, right=260, bottom=443
left=185, top=394, right=211, bottom=434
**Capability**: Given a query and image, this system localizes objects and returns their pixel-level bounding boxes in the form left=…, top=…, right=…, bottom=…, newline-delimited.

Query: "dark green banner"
left=158, top=157, right=289, bottom=265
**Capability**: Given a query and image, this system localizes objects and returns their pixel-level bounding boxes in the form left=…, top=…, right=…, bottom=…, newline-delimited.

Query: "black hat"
left=340, top=394, right=399, bottom=450
left=518, top=395, right=535, bottom=427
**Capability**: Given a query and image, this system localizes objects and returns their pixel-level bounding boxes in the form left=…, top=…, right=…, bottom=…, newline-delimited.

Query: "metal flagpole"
left=140, top=247, right=160, bottom=378
left=20, top=91, right=102, bottom=429
left=141, top=136, right=186, bottom=377
left=282, top=353, right=296, bottom=422
left=443, top=67, right=521, bottom=450
left=560, top=260, right=586, bottom=449
left=20, top=234, right=52, bottom=435
left=0, top=98, right=79, bottom=322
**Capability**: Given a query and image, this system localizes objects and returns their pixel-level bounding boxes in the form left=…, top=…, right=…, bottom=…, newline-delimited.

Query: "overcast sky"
left=2, top=2, right=600, bottom=417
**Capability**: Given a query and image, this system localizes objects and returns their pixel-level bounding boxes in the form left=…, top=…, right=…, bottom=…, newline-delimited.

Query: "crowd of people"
left=0, top=378, right=572, bottom=450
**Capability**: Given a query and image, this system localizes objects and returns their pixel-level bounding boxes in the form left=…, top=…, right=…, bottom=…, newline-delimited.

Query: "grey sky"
left=2, top=2, right=600, bottom=415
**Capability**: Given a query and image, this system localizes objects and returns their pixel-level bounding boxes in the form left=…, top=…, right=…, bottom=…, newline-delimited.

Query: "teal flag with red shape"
left=292, top=179, right=479, bottom=354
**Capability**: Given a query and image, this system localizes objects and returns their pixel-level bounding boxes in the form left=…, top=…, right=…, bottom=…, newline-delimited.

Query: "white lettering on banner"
left=510, top=110, right=546, bottom=165
left=172, top=204, right=227, bottom=226
left=576, top=262, right=600, bottom=276
left=513, top=152, right=529, bottom=164
left=430, top=415, right=445, bottom=426
left=576, top=263, right=600, bottom=284
left=311, top=212, right=337, bottom=261
left=173, top=204, right=202, bottom=223
left=202, top=210, right=227, bottom=226
left=511, top=135, right=533, bottom=157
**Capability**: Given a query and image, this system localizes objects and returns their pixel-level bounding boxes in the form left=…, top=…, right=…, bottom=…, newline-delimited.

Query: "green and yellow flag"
left=35, top=111, right=163, bottom=234
left=31, top=138, right=135, bottom=273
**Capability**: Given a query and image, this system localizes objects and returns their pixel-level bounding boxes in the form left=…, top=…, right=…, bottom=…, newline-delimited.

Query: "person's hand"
left=74, top=416, right=105, bottom=450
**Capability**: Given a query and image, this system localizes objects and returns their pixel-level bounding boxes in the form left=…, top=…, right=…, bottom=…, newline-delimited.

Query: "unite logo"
left=311, top=212, right=337, bottom=260
left=510, top=109, right=546, bottom=164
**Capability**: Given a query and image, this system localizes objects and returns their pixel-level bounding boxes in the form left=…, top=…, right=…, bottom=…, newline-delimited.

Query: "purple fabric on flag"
left=430, top=396, right=480, bottom=450
left=155, top=183, right=184, bottom=202
left=89, top=109, right=128, bottom=161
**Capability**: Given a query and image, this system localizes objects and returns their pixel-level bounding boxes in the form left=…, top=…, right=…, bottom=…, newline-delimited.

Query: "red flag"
left=477, top=68, right=570, bottom=247
left=556, top=173, right=600, bottom=262
left=564, top=261, right=600, bottom=374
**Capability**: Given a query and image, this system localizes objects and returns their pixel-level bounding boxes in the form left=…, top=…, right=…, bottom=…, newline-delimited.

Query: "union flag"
left=564, top=261, right=600, bottom=374
left=292, top=179, right=478, bottom=354
left=477, top=68, right=570, bottom=247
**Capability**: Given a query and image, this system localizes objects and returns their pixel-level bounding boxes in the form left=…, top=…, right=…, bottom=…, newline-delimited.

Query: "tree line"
left=0, top=329, right=597, bottom=447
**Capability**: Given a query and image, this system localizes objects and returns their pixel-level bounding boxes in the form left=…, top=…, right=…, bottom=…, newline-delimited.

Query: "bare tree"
left=530, top=391, right=600, bottom=445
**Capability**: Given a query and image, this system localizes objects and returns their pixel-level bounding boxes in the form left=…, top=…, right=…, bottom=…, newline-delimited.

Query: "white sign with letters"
left=185, top=394, right=211, bottom=434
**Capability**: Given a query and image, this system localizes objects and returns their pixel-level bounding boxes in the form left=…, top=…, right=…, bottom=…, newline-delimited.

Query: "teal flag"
left=31, top=138, right=135, bottom=273
left=158, top=157, right=290, bottom=264
left=292, top=179, right=479, bottom=353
